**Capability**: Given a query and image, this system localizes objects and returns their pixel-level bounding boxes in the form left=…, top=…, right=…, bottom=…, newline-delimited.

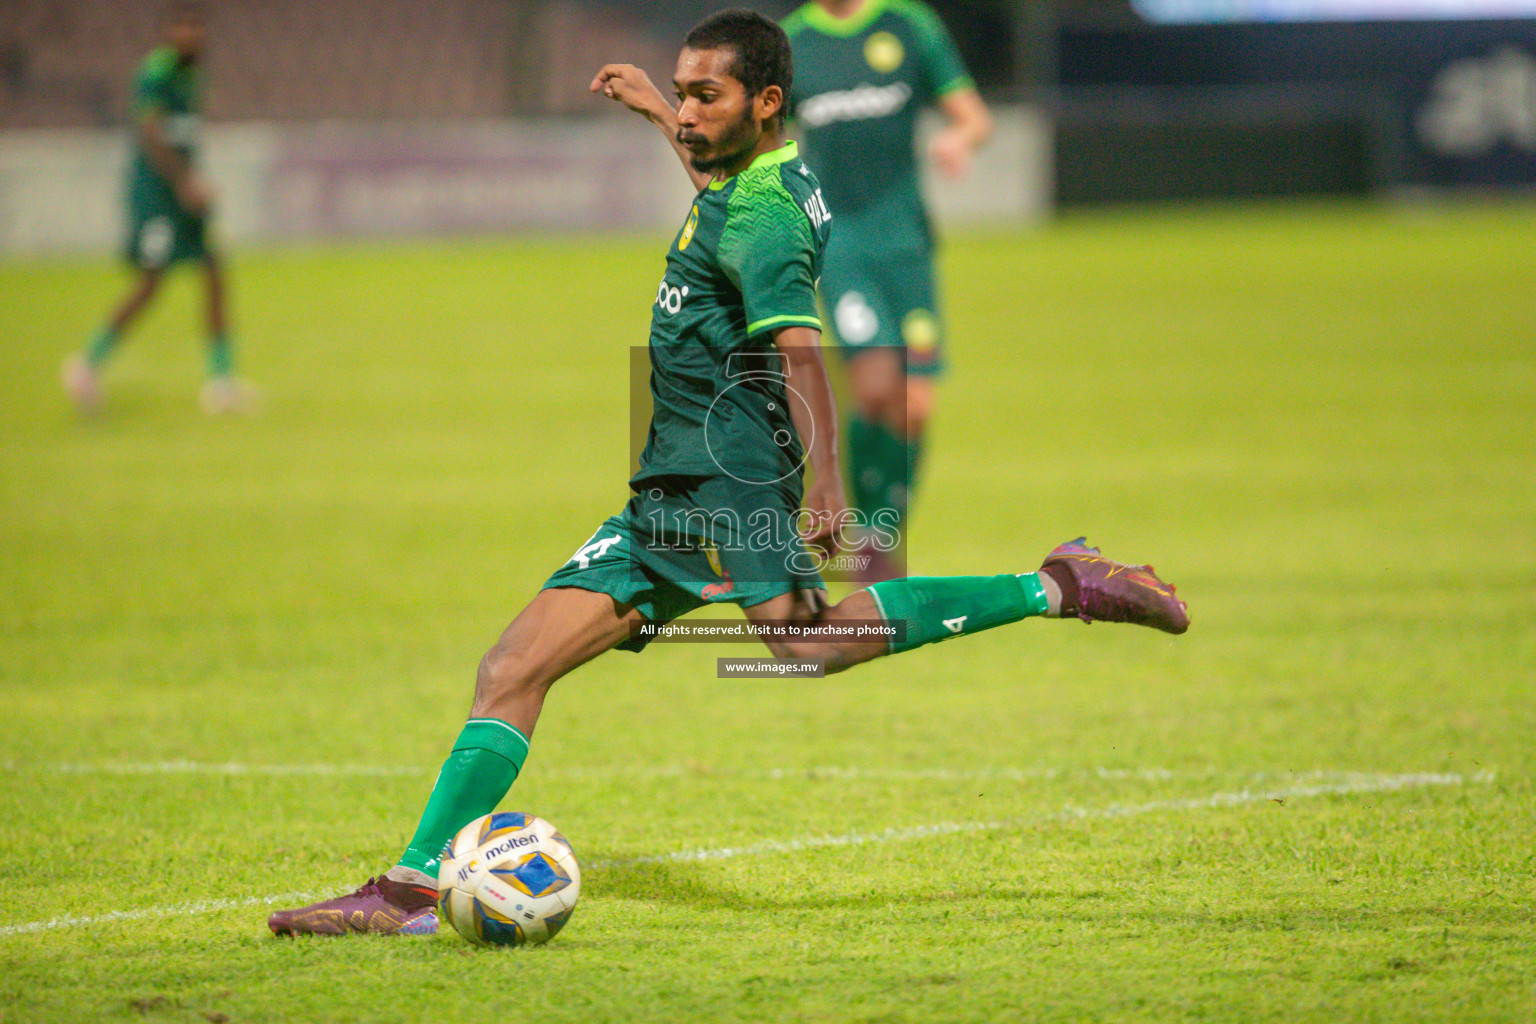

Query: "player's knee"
left=850, top=387, right=892, bottom=422
left=475, top=645, right=541, bottom=702
left=904, top=380, right=935, bottom=438
left=849, top=352, right=905, bottom=418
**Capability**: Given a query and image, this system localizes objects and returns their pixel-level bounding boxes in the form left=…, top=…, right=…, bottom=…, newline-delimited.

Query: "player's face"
left=673, top=47, right=763, bottom=176
left=167, top=14, right=206, bottom=61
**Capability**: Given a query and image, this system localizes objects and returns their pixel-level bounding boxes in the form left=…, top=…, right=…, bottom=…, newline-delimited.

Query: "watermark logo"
left=628, top=344, right=910, bottom=583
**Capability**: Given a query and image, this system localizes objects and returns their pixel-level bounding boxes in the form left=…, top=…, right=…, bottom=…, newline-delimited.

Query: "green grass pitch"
left=2, top=199, right=1533, bottom=1023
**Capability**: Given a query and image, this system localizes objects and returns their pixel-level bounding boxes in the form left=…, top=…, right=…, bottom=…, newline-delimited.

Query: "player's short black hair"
left=684, top=8, right=793, bottom=129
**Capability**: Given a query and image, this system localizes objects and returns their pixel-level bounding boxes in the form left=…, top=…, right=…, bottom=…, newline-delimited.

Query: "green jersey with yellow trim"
left=129, top=46, right=202, bottom=195
left=635, top=141, right=832, bottom=490
left=783, top=0, right=972, bottom=248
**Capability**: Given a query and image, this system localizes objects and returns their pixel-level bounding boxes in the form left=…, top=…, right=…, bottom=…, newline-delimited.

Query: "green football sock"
left=848, top=415, right=881, bottom=517
left=904, top=431, right=924, bottom=519
left=866, top=573, right=1050, bottom=654
left=848, top=414, right=910, bottom=524
left=207, top=333, right=234, bottom=378
left=85, top=326, right=119, bottom=368
left=397, top=718, right=530, bottom=876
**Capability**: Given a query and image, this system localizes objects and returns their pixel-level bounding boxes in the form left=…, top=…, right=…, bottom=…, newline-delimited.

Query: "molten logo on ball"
left=437, top=811, right=581, bottom=946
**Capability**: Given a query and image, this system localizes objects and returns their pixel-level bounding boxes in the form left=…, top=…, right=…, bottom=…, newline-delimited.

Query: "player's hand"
left=176, top=175, right=213, bottom=215
left=799, top=475, right=850, bottom=555
left=929, top=128, right=974, bottom=179
left=590, top=64, right=670, bottom=122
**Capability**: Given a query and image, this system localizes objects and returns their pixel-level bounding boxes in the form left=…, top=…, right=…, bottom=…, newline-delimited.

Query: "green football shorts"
left=819, top=235, right=944, bottom=377
left=542, top=478, right=826, bottom=652
left=125, top=181, right=209, bottom=269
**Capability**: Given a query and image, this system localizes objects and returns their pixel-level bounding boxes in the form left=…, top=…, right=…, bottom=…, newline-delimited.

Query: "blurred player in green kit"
left=783, top=0, right=991, bottom=578
left=62, top=0, right=255, bottom=415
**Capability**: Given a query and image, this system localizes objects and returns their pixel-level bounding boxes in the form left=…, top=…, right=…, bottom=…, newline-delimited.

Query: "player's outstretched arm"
left=590, top=64, right=713, bottom=192
left=930, top=88, right=993, bottom=179
left=774, top=326, right=848, bottom=549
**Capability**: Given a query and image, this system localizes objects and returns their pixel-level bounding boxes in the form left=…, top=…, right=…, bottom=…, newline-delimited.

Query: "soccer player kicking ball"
left=61, top=0, right=255, bottom=416
left=782, top=0, right=994, bottom=579
left=268, top=8, right=1187, bottom=938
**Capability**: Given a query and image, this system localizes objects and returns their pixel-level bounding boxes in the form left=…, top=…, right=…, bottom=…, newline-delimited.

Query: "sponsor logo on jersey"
left=864, top=31, right=905, bottom=74
left=901, top=309, right=940, bottom=353
left=678, top=204, right=700, bottom=251
left=798, top=82, right=913, bottom=128
left=702, top=568, right=735, bottom=599
left=655, top=277, right=691, bottom=315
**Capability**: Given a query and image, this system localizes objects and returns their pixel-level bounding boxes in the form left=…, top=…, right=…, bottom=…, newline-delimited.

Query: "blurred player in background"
left=782, top=0, right=991, bottom=579
left=61, top=0, right=254, bottom=416
left=266, top=8, right=1186, bottom=939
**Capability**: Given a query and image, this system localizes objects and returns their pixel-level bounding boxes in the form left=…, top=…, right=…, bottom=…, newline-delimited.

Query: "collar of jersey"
left=801, top=0, right=888, bottom=37
left=706, top=140, right=800, bottom=191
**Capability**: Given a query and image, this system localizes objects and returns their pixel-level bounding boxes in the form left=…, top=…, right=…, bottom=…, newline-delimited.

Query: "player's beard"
left=680, top=105, right=760, bottom=175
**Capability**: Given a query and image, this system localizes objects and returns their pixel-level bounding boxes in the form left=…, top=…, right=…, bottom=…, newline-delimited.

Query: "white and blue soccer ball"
left=437, top=812, right=581, bottom=946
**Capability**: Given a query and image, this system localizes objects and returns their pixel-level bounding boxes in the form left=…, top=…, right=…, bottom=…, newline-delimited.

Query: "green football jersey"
left=635, top=141, right=832, bottom=493
left=783, top=0, right=973, bottom=248
left=129, top=46, right=202, bottom=194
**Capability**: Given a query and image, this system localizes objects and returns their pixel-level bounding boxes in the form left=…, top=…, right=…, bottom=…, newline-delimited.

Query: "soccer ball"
left=437, top=811, right=581, bottom=946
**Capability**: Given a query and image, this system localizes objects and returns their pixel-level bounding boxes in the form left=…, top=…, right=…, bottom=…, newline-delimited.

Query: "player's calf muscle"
left=755, top=590, right=885, bottom=672
left=760, top=634, right=873, bottom=673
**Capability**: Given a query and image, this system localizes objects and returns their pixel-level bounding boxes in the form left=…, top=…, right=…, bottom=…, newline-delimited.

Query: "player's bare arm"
left=775, top=325, right=848, bottom=549
left=590, top=63, right=714, bottom=192
left=929, top=88, right=992, bottom=179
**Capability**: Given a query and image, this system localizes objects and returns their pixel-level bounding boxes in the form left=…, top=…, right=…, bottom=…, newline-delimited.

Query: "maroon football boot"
left=1038, top=537, right=1189, bottom=634
left=268, top=875, right=438, bottom=937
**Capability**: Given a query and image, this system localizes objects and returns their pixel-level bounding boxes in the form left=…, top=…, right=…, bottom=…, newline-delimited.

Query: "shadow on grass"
left=589, top=859, right=1038, bottom=911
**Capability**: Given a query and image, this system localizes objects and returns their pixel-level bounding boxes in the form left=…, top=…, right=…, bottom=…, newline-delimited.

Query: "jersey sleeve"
left=909, top=3, right=974, bottom=102
left=718, top=186, right=822, bottom=339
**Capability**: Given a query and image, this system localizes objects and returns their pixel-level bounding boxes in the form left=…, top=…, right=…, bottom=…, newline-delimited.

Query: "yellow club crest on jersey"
left=679, top=204, right=700, bottom=251
left=704, top=544, right=724, bottom=577
left=902, top=309, right=940, bottom=352
left=864, top=31, right=905, bottom=74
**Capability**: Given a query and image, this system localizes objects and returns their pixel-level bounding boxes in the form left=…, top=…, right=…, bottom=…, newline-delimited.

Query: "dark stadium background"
left=4, top=0, right=1532, bottom=228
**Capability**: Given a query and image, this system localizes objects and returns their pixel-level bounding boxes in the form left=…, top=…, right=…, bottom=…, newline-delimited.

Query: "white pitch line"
left=589, top=771, right=1493, bottom=869
left=0, top=770, right=1490, bottom=939
left=40, top=761, right=428, bottom=778
left=0, top=891, right=321, bottom=938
